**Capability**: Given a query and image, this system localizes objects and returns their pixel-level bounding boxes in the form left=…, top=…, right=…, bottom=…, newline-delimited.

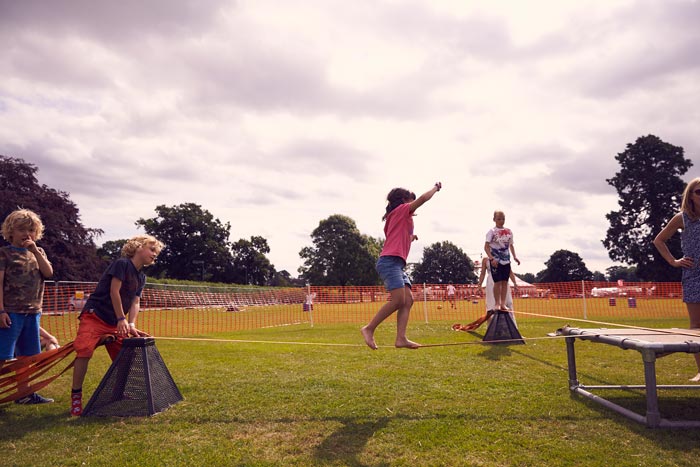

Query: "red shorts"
left=73, top=312, right=124, bottom=360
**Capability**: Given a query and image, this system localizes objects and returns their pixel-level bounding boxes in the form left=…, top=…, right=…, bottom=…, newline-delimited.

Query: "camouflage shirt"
left=0, top=245, right=50, bottom=314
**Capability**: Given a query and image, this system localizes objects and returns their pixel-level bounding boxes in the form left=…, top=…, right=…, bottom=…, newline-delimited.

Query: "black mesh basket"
left=483, top=311, right=525, bottom=345
left=82, top=337, right=183, bottom=417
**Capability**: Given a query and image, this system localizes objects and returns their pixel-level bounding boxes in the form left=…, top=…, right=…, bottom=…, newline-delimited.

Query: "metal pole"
left=423, top=283, right=428, bottom=323
left=307, top=283, right=314, bottom=328
left=565, top=337, right=579, bottom=389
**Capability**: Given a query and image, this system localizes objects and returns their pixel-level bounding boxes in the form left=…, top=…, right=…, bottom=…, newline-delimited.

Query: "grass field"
left=3, top=316, right=700, bottom=466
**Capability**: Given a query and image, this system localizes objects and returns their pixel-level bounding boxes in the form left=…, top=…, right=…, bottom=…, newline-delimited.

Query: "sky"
left=1, top=0, right=699, bottom=278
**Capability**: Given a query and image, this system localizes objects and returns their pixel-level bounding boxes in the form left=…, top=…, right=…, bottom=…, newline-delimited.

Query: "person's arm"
left=654, top=213, right=692, bottom=268
left=39, top=327, right=59, bottom=346
left=110, top=277, right=130, bottom=335
left=127, top=296, right=150, bottom=337
left=26, top=243, right=53, bottom=278
left=477, top=258, right=487, bottom=286
left=408, top=182, right=441, bottom=214
left=0, top=270, right=9, bottom=328
left=484, top=242, right=498, bottom=268
left=510, top=243, right=520, bottom=266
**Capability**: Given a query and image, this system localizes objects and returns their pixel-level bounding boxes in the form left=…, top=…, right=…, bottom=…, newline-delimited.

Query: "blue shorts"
left=376, top=255, right=411, bottom=291
left=0, top=312, right=42, bottom=359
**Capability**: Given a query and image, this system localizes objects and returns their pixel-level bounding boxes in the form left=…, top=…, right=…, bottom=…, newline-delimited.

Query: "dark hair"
left=383, top=188, right=415, bottom=220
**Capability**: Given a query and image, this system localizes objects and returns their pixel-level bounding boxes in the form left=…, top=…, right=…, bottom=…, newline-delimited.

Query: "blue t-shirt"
left=82, top=257, right=145, bottom=326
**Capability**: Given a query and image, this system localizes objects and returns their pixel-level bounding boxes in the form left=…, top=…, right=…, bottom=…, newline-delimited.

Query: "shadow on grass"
left=572, top=392, right=700, bottom=436
left=313, top=416, right=391, bottom=467
left=0, top=407, right=71, bottom=441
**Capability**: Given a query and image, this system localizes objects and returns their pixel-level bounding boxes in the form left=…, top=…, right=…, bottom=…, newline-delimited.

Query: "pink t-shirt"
left=380, top=203, right=414, bottom=262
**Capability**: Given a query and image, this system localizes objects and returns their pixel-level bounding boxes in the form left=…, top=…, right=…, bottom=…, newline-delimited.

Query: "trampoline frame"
left=560, top=326, right=700, bottom=428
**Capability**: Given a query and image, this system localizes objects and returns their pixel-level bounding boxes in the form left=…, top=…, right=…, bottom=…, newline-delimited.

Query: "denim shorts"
left=376, top=255, right=411, bottom=291
left=0, top=312, right=41, bottom=359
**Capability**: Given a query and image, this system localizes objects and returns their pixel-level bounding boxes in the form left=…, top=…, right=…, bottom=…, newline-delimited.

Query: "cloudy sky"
left=1, top=0, right=699, bottom=277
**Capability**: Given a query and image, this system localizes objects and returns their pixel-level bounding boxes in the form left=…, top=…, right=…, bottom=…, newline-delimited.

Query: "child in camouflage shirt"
left=0, top=209, right=55, bottom=404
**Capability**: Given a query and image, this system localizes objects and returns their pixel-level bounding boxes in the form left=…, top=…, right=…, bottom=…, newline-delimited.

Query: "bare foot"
left=395, top=339, right=421, bottom=349
left=690, top=373, right=700, bottom=383
left=361, top=326, right=377, bottom=350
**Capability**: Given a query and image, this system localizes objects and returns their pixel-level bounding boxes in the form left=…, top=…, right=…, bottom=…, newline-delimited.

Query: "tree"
left=136, top=203, right=235, bottom=281
left=230, top=236, right=276, bottom=285
left=591, top=271, right=606, bottom=282
left=269, top=270, right=304, bottom=287
left=298, top=214, right=381, bottom=286
left=606, top=266, right=640, bottom=282
left=412, top=241, right=477, bottom=284
left=536, top=250, right=593, bottom=282
left=0, top=155, right=104, bottom=280
left=97, top=239, right=127, bottom=263
left=603, top=135, right=692, bottom=281
left=517, top=272, right=536, bottom=284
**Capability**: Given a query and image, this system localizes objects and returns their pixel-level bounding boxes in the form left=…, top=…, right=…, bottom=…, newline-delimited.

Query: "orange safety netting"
left=39, top=280, right=687, bottom=343
left=0, top=343, right=75, bottom=404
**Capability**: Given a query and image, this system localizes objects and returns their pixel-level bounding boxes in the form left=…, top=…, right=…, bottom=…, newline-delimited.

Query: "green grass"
left=3, top=318, right=700, bottom=466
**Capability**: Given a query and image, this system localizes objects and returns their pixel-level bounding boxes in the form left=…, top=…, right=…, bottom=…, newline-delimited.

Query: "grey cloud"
left=558, top=1, right=700, bottom=98
left=2, top=35, right=114, bottom=91
left=259, top=139, right=373, bottom=180
left=2, top=141, right=151, bottom=199
left=0, top=0, right=226, bottom=43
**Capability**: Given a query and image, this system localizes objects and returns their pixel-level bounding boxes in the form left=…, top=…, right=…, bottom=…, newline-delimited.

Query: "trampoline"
left=559, top=326, right=700, bottom=428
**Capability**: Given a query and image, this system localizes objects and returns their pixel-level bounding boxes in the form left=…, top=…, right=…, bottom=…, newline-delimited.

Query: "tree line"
left=0, top=134, right=691, bottom=285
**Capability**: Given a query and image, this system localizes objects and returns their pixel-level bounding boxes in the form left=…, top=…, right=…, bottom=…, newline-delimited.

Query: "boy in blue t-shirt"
left=70, top=234, right=163, bottom=416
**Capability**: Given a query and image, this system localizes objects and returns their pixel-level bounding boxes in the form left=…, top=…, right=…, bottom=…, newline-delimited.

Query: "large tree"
left=606, top=265, right=640, bottom=283
left=97, top=239, right=127, bottom=263
left=536, top=250, right=593, bottom=282
left=136, top=203, right=235, bottom=281
left=0, top=155, right=104, bottom=280
left=411, top=241, right=477, bottom=284
left=230, top=236, right=276, bottom=285
left=298, top=214, right=381, bottom=286
left=603, top=135, right=692, bottom=281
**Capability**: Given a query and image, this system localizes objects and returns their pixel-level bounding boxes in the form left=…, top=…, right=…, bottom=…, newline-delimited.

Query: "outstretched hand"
left=434, top=182, right=442, bottom=191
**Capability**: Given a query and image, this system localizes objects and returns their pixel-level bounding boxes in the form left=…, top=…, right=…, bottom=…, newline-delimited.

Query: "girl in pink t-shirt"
left=361, top=182, right=442, bottom=350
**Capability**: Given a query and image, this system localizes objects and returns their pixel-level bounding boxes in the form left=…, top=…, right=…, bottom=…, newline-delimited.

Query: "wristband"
left=0, top=310, right=6, bottom=314
left=117, top=317, right=126, bottom=322
left=128, top=323, right=136, bottom=328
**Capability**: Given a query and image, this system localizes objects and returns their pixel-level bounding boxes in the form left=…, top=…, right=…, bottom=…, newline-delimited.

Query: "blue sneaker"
left=15, top=393, right=54, bottom=404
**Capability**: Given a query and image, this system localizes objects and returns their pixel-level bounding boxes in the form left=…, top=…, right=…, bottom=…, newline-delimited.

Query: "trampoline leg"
left=641, top=349, right=660, bottom=428
left=565, top=337, right=579, bottom=389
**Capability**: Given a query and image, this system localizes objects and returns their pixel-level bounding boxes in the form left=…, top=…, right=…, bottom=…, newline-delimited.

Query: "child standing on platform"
left=361, top=182, right=442, bottom=350
left=0, top=209, right=55, bottom=404
left=477, top=256, right=517, bottom=318
left=70, top=234, right=163, bottom=416
left=484, top=210, right=520, bottom=311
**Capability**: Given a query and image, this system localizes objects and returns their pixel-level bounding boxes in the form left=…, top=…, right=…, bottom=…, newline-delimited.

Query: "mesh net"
left=40, top=280, right=687, bottom=342
left=81, top=338, right=182, bottom=417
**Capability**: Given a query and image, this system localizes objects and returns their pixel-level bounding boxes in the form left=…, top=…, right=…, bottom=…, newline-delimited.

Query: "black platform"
left=82, top=337, right=183, bottom=417
left=482, top=310, right=524, bottom=344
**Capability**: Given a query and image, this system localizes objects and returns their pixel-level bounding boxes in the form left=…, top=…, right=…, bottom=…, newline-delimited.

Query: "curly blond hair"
left=121, top=235, right=164, bottom=258
left=1, top=209, right=45, bottom=242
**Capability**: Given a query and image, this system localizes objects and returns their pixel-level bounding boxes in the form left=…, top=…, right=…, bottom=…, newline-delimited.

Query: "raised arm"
left=409, top=182, right=442, bottom=214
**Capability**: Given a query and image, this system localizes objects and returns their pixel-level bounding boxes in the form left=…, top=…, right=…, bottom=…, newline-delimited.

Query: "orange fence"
left=40, top=281, right=688, bottom=342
